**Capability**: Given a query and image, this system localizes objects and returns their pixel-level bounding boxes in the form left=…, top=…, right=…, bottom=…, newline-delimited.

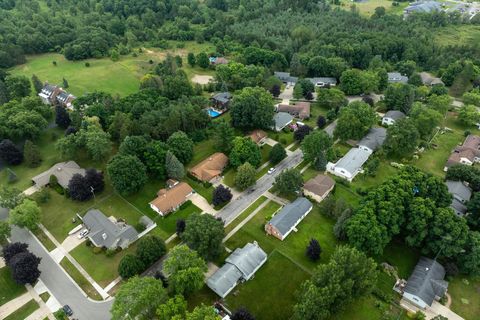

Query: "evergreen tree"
left=0, top=80, right=8, bottom=105
left=23, top=140, right=42, bottom=168
left=166, top=151, right=185, bottom=180
left=62, top=78, right=69, bottom=88
left=187, top=52, right=196, bottom=67
left=306, top=238, right=322, bottom=261
left=31, top=75, right=43, bottom=93
left=55, top=105, right=71, bottom=129
left=0, top=139, right=23, bottom=165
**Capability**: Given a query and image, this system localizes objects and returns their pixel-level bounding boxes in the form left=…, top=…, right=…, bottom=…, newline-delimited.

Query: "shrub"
left=92, top=246, right=103, bottom=254
left=105, top=248, right=117, bottom=257
left=85, top=62, right=90, bottom=67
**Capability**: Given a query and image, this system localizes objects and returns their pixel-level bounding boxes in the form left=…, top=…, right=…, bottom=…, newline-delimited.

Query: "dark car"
left=63, top=305, right=73, bottom=316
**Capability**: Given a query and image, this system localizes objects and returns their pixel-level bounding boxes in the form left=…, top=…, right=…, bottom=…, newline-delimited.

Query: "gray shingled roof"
left=446, top=180, right=472, bottom=215
left=335, top=148, right=371, bottom=174
left=212, top=92, right=232, bottom=104
left=384, top=110, right=406, bottom=121
left=405, top=1, right=442, bottom=13
left=387, top=72, right=409, bottom=84
left=32, top=161, right=86, bottom=189
left=273, top=112, right=294, bottom=131
left=308, top=77, right=337, bottom=86
left=207, top=242, right=267, bottom=298
left=358, top=127, right=387, bottom=152
left=404, top=257, right=448, bottom=307
left=268, top=198, right=313, bottom=237
left=82, top=209, right=138, bottom=249
left=274, top=71, right=298, bottom=83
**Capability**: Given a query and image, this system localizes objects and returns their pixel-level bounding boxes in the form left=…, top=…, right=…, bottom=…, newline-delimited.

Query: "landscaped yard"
left=267, top=130, right=295, bottom=147
left=70, top=242, right=137, bottom=288
left=0, top=267, right=27, bottom=307
left=224, top=196, right=268, bottom=234
left=59, top=258, right=103, bottom=300
left=224, top=250, right=311, bottom=320
left=449, top=276, right=480, bottom=320
left=3, top=299, right=39, bottom=320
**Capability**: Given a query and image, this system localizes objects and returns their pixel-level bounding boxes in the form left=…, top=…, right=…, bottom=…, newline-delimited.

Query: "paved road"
left=9, top=225, right=113, bottom=320
left=216, top=149, right=303, bottom=225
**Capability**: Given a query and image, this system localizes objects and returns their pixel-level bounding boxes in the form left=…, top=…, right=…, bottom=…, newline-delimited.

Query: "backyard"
left=449, top=276, right=480, bottom=320
left=0, top=267, right=27, bottom=307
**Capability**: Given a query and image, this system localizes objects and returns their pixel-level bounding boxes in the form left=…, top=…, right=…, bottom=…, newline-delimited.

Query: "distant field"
left=433, top=24, right=480, bottom=47
left=9, top=41, right=216, bottom=97
left=334, top=0, right=408, bottom=16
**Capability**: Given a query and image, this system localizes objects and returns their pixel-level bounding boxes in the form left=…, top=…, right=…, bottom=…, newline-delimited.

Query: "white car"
left=77, top=229, right=89, bottom=239
left=267, top=167, right=276, bottom=175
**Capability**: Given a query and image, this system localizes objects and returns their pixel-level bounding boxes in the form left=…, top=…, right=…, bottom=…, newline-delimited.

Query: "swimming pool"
left=207, top=108, right=221, bottom=118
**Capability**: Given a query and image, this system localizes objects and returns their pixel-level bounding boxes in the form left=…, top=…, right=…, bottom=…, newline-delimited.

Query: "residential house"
left=81, top=209, right=139, bottom=249
left=402, top=257, right=448, bottom=309
left=382, top=110, right=406, bottom=126
left=207, top=242, right=267, bottom=298
left=265, top=197, right=313, bottom=241
left=404, top=1, right=442, bottom=17
left=32, top=161, right=86, bottom=189
left=308, top=77, right=337, bottom=87
left=274, top=71, right=298, bottom=84
left=248, top=130, right=267, bottom=146
left=446, top=180, right=472, bottom=216
left=38, top=84, right=61, bottom=105
left=210, top=57, right=229, bottom=65
left=189, top=152, right=229, bottom=183
left=273, top=112, right=294, bottom=132
left=327, top=148, right=371, bottom=182
left=419, top=72, right=444, bottom=86
left=387, top=72, right=409, bottom=84
left=211, top=92, right=232, bottom=110
left=56, top=91, right=76, bottom=109
left=358, top=127, right=387, bottom=154
left=149, top=180, right=194, bottom=216
left=303, top=174, right=335, bottom=203
left=444, top=135, right=480, bottom=171
left=276, top=102, right=311, bottom=120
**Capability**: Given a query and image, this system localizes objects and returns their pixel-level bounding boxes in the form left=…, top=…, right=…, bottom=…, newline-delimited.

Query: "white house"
left=327, top=148, right=370, bottom=182
left=382, top=110, right=406, bottom=126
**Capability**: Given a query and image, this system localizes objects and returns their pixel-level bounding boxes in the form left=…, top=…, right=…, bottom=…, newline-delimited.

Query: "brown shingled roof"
left=248, top=130, right=267, bottom=144
left=189, top=152, right=228, bottom=182
left=150, top=182, right=193, bottom=216
left=303, top=174, right=335, bottom=197
left=277, top=102, right=311, bottom=119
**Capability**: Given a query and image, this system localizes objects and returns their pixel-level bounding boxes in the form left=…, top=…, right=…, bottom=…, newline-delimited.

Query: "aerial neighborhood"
left=1, top=1, right=480, bottom=320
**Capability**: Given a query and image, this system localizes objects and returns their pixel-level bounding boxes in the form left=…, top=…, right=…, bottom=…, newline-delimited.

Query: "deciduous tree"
left=274, top=169, right=303, bottom=196
left=23, top=140, right=41, bottom=167
left=167, top=131, right=194, bottom=164
left=334, top=101, right=376, bottom=141
left=9, top=199, right=40, bottom=231
left=229, top=137, right=261, bottom=168
left=384, top=118, right=420, bottom=157
left=0, top=139, right=23, bottom=165
left=213, top=120, right=234, bottom=153
left=0, top=221, right=11, bottom=243
left=136, top=235, right=166, bottom=267
left=231, top=87, right=275, bottom=130
left=315, top=88, right=348, bottom=110
left=235, top=162, right=256, bottom=190
left=306, top=238, right=321, bottom=261
left=0, top=186, right=24, bottom=209
left=182, top=213, right=224, bottom=261
left=157, top=295, right=187, bottom=320
left=107, top=154, right=147, bottom=195
left=301, top=130, right=333, bottom=164
left=55, top=105, right=71, bottom=129
left=118, top=254, right=145, bottom=279
left=294, top=124, right=312, bottom=141
left=269, top=143, right=286, bottom=165
left=2, top=242, right=29, bottom=265
left=384, top=83, right=415, bottom=114
left=9, top=251, right=41, bottom=285
left=212, top=185, right=233, bottom=207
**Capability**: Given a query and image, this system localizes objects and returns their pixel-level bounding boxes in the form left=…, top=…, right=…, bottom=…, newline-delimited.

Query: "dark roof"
left=274, top=71, right=298, bottom=83
left=358, top=127, right=387, bottom=152
left=32, top=161, right=86, bottom=189
left=404, top=257, right=448, bottom=306
left=387, top=72, right=409, bottom=84
left=212, top=92, right=232, bottom=104
left=308, top=77, right=337, bottom=85
left=273, top=112, right=294, bottom=131
left=268, top=198, right=312, bottom=236
left=384, top=110, right=406, bottom=121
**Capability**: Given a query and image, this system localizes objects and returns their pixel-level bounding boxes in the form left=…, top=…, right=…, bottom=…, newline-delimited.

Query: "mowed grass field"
left=10, top=41, right=216, bottom=97
left=333, top=0, right=408, bottom=16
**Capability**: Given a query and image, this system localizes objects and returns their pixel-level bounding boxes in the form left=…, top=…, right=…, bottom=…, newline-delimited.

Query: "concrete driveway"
left=190, top=193, right=217, bottom=215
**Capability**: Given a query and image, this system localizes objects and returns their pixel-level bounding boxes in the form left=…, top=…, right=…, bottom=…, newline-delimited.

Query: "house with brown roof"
left=149, top=180, right=194, bottom=216
left=444, top=135, right=480, bottom=171
left=303, top=174, right=335, bottom=203
left=248, top=130, right=267, bottom=146
left=276, top=102, right=311, bottom=120
left=189, top=152, right=229, bottom=183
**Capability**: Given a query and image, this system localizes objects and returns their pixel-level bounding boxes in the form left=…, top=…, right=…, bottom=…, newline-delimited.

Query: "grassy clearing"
left=189, top=139, right=217, bottom=168
left=33, top=229, right=57, bottom=252
left=59, top=257, right=103, bottom=300
left=333, top=0, right=408, bottom=16
left=224, top=196, right=268, bottom=234
left=433, top=24, right=480, bottom=47
left=449, top=276, right=480, bottom=320
left=225, top=250, right=310, bottom=320
left=39, top=292, right=50, bottom=303
left=95, top=193, right=145, bottom=228
left=4, top=299, right=39, bottom=320
left=149, top=201, right=202, bottom=239
left=0, top=267, right=27, bottom=307
left=70, top=243, right=137, bottom=288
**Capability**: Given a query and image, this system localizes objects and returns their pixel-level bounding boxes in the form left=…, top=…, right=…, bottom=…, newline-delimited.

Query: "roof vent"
left=102, top=233, right=107, bottom=240
left=57, top=167, right=62, bottom=171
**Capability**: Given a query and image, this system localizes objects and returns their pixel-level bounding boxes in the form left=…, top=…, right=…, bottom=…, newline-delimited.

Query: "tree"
left=467, top=193, right=480, bottom=230
left=144, top=141, right=168, bottom=179
left=81, top=126, right=112, bottom=161
left=157, top=295, right=188, bottom=320
left=463, top=89, right=480, bottom=107
left=119, top=135, right=149, bottom=161
left=294, top=125, right=312, bottom=141
left=55, top=105, right=71, bottom=129
left=62, top=77, right=69, bottom=88
left=408, top=73, right=423, bottom=86
left=384, top=83, right=415, bottom=114
left=232, top=308, right=255, bottom=320
left=2, top=242, right=29, bottom=266
left=186, top=305, right=218, bottom=320
left=340, top=69, right=378, bottom=95
left=458, top=105, right=480, bottom=127
left=182, top=213, right=224, bottom=261
left=212, top=185, right=233, bottom=206
left=457, top=231, right=480, bottom=275
left=85, top=168, right=104, bottom=194
left=111, top=276, right=167, bottom=320
left=213, top=120, right=234, bottom=153
left=409, top=103, right=442, bottom=139
left=235, top=162, right=256, bottom=190
left=293, top=246, right=377, bottom=320
left=196, top=53, right=210, bottom=69
left=68, top=174, right=93, bottom=201
left=301, top=130, right=333, bottom=164
left=165, top=151, right=185, bottom=180
left=118, top=254, right=145, bottom=279
left=269, top=143, right=286, bottom=165
left=5, top=75, right=31, bottom=100
left=23, top=140, right=41, bottom=167
left=0, top=221, right=11, bottom=243
left=270, top=84, right=281, bottom=97
left=0, top=187, right=24, bottom=209
left=187, top=52, right=196, bottom=67
left=317, top=116, right=326, bottom=128
left=163, top=245, right=207, bottom=296
left=315, top=88, right=348, bottom=110
left=9, top=251, right=41, bottom=285
left=0, top=139, right=23, bottom=165
left=229, top=137, right=262, bottom=168
left=176, top=219, right=186, bottom=235
left=107, top=154, right=147, bottom=195
left=31, top=74, right=43, bottom=93
left=427, top=94, right=452, bottom=115
left=384, top=118, right=420, bottom=157
left=274, top=169, right=303, bottom=196
left=306, top=238, right=322, bottom=261
left=136, top=235, right=166, bottom=266
left=0, top=80, right=8, bottom=105
left=55, top=134, right=77, bottom=159
left=293, top=84, right=304, bottom=99
left=9, top=199, right=40, bottom=231
left=231, top=87, right=275, bottom=130
left=296, top=79, right=315, bottom=98
left=167, top=131, right=194, bottom=164
left=334, top=101, right=376, bottom=140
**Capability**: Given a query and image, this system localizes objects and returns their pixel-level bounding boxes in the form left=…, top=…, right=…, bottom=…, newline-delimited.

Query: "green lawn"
left=449, top=276, right=480, bottom=320
left=0, top=267, right=27, bottom=307
left=333, top=0, right=408, bottom=16
left=184, top=177, right=214, bottom=204
left=39, top=292, right=50, bottom=303
left=267, top=130, right=294, bottom=147
left=189, top=138, right=217, bottom=168
left=33, top=229, right=57, bottom=252
left=151, top=201, right=202, bottom=239
left=352, top=159, right=399, bottom=191
left=4, top=299, right=39, bottom=320
left=224, top=196, right=268, bottom=234
left=224, top=250, right=310, bottom=320
left=59, top=258, right=103, bottom=300
left=70, top=242, right=137, bottom=288
left=433, top=24, right=480, bottom=47
left=222, top=168, right=236, bottom=188
left=95, top=194, right=145, bottom=228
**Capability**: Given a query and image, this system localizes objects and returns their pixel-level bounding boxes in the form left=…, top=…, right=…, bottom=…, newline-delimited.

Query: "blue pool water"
left=207, top=109, right=221, bottom=118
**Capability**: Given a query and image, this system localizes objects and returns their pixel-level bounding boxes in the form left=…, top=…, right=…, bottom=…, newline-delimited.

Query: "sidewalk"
left=0, top=292, right=32, bottom=319
left=264, top=192, right=289, bottom=206
left=223, top=199, right=270, bottom=243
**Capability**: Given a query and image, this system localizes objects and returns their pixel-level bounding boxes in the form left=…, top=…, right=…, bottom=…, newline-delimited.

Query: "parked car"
left=63, top=305, right=73, bottom=316
left=77, top=229, right=89, bottom=239
left=268, top=167, right=276, bottom=174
